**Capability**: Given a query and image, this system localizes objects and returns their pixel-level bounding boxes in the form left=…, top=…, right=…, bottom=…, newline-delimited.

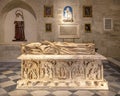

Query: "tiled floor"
left=0, top=61, right=120, bottom=96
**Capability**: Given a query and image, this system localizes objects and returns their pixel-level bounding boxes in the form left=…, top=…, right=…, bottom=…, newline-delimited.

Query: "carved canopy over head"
left=21, top=41, right=95, bottom=55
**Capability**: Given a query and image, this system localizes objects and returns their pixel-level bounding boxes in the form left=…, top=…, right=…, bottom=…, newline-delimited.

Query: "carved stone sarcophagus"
left=17, top=41, right=108, bottom=90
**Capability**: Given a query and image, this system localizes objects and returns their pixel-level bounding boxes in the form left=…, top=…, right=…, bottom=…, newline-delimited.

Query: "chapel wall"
left=0, top=0, right=119, bottom=61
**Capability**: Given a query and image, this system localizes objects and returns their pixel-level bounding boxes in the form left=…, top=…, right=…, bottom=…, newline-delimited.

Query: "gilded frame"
left=44, top=5, right=53, bottom=17
left=85, top=24, right=91, bottom=32
left=83, top=6, right=92, bottom=17
left=45, top=23, right=52, bottom=32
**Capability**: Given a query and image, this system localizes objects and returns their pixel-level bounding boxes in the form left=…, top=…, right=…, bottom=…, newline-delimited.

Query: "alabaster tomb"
left=17, top=41, right=108, bottom=90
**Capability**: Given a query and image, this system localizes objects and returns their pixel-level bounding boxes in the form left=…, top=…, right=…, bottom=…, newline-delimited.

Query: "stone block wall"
left=0, top=0, right=119, bottom=61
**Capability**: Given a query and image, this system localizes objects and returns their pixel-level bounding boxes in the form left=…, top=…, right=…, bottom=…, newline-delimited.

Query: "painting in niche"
left=44, top=5, right=53, bottom=17
left=83, top=6, right=92, bottom=17
left=45, top=23, right=52, bottom=32
left=13, top=10, right=26, bottom=41
left=85, top=24, right=91, bottom=32
left=63, top=6, right=73, bottom=22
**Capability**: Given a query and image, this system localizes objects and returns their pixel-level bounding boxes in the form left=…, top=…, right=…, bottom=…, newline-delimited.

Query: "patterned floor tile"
left=45, top=94, right=55, bottom=96
left=31, top=90, right=50, bottom=96
left=69, top=94, right=78, bottom=96
left=109, top=82, right=120, bottom=89
left=105, top=76, right=118, bottom=82
left=0, top=81, right=16, bottom=88
left=109, top=86, right=119, bottom=93
left=74, top=91, right=94, bottom=96
left=115, top=94, right=120, bottom=96
left=4, top=84, right=16, bottom=92
left=8, top=75, right=21, bottom=80
left=2, top=71, right=13, bottom=75
left=118, top=91, right=120, bottom=94
left=104, top=71, right=112, bottom=76
left=52, top=90, right=72, bottom=96
left=0, top=78, right=11, bottom=83
left=0, top=94, right=10, bottom=96
left=0, top=88, right=7, bottom=95
left=0, top=75, right=7, bottom=79
left=0, top=68, right=8, bottom=72
left=13, top=79, right=20, bottom=83
left=97, top=90, right=116, bottom=96
left=0, top=61, right=120, bottom=96
left=68, top=90, right=77, bottom=93
left=110, top=74, right=120, bottom=78
left=6, top=73, right=17, bottom=77
left=15, top=71, right=21, bottom=75
left=92, top=93, right=101, bottom=96
left=8, top=90, right=29, bottom=96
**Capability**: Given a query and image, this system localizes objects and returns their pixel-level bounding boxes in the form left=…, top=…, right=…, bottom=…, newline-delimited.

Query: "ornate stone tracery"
left=17, top=41, right=108, bottom=90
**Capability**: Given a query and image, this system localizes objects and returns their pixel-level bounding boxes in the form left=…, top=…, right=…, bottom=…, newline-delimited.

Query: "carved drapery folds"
left=13, top=10, right=26, bottom=41
left=21, top=41, right=95, bottom=55
left=17, top=41, right=108, bottom=89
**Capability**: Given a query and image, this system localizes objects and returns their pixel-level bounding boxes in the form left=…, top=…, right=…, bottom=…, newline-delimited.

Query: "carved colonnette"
left=17, top=41, right=108, bottom=90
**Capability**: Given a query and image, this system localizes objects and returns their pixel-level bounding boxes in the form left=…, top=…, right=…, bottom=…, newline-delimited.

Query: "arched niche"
left=0, top=0, right=37, bottom=43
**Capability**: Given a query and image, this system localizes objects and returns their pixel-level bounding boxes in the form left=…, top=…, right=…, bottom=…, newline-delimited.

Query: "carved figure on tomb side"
left=94, top=60, right=101, bottom=80
left=71, top=61, right=85, bottom=79
left=86, top=60, right=101, bottom=80
left=77, top=62, right=84, bottom=75
left=56, top=62, right=69, bottom=79
left=41, top=61, right=54, bottom=79
left=43, top=63, right=48, bottom=78
left=86, top=61, right=94, bottom=79
left=23, top=68, right=28, bottom=79
left=23, top=60, right=39, bottom=79
left=22, top=62, right=29, bottom=79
